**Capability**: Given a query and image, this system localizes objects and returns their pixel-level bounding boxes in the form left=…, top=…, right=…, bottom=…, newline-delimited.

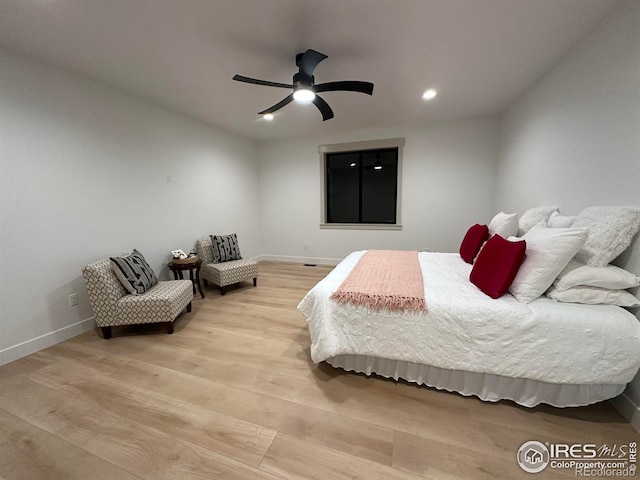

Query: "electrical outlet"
left=166, top=175, right=172, bottom=184
left=68, top=293, right=79, bottom=306
left=304, top=243, right=308, bottom=250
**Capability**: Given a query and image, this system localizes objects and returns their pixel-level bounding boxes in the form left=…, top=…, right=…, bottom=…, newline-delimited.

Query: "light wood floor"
left=0, top=261, right=637, bottom=480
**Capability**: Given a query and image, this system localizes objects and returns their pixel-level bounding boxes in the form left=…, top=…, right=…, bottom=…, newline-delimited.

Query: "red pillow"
left=470, top=234, right=526, bottom=299
left=459, top=224, right=490, bottom=264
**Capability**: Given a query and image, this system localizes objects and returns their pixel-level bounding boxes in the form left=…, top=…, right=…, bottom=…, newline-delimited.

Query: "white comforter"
left=298, top=251, right=640, bottom=385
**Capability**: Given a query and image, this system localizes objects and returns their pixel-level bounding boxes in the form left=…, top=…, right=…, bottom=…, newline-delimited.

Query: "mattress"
left=298, top=251, right=640, bottom=406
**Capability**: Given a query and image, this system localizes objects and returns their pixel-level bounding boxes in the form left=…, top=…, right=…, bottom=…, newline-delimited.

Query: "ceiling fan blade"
left=314, top=81, right=374, bottom=95
left=232, top=74, right=293, bottom=89
left=311, top=95, right=334, bottom=121
left=258, top=93, right=295, bottom=115
left=297, top=49, right=328, bottom=77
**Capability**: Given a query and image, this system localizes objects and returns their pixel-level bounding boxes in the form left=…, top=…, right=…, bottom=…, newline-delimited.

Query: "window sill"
left=319, top=223, right=403, bottom=231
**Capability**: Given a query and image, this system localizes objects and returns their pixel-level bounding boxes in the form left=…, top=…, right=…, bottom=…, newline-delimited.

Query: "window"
left=319, top=138, right=404, bottom=230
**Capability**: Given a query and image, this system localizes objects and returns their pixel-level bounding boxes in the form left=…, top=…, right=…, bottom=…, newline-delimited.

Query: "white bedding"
left=298, top=251, right=640, bottom=386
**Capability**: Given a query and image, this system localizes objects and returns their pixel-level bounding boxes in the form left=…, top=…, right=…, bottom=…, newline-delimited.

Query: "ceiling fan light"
left=422, top=89, right=437, bottom=100
left=293, top=88, right=316, bottom=103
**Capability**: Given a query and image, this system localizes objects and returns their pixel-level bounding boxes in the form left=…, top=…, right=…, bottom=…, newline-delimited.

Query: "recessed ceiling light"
left=350, top=162, right=357, bottom=167
left=263, top=113, right=274, bottom=121
left=422, top=89, right=437, bottom=100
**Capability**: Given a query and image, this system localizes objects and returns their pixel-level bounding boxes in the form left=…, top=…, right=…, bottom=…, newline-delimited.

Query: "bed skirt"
left=326, top=355, right=626, bottom=408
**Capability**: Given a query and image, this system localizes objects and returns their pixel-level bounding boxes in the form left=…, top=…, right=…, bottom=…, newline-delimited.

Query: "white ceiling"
left=0, top=0, right=618, bottom=141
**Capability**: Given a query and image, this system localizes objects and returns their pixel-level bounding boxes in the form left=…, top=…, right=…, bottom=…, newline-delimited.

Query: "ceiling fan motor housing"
left=293, top=72, right=314, bottom=88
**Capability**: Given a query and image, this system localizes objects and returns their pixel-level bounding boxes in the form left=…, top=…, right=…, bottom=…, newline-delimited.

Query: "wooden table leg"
left=189, top=269, right=196, bottom=294
left=195, top=267, right=204, bottom=298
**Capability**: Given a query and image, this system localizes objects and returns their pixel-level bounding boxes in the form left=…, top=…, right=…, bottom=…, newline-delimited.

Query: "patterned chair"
left=82, top=258, right=193, bottom=339
left=195, top=236, right=258, bottom=295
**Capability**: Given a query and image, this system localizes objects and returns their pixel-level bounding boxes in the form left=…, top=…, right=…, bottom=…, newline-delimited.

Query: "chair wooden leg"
left=101, top=326, right=112, bottom=339
left=203, top=279, right=208, bottom=287
left=253, top=277, right=257, bottom=287
left=167, top=322, right=174, bottom=335
left=220, top=286, right=226, bottom=295
left=186, top=302, right=192, bottom=313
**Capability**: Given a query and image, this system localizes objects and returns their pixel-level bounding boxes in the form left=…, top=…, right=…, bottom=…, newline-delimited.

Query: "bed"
left=297, top=250, right=640, bottom=407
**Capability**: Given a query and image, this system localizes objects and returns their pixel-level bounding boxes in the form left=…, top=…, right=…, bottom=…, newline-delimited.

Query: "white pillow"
left=508, top=225, right=588, bottom=303
left=488, top=212, right=518, bottom=238
left=554, top=259, right=640, bottom=291
left=518, top=206, right=559, bottom=236
left=547, top=286, right=640, bottom=307
left=572, top=206, right=640, bottom=267
left=547, top=211, right=575, bottom=228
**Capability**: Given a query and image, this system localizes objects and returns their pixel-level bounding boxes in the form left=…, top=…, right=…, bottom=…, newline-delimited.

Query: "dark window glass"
left=326, top=148, right=398, bottom=224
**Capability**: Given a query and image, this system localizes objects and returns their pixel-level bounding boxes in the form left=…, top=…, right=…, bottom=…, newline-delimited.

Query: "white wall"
left=0, top=48, right=260, bottom=362
left=258, top=118, right=500, bottom=263
left=494, top=0, right=640, bottom=425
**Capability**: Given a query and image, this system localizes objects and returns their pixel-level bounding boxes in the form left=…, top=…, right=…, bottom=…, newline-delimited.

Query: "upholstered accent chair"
left=82, top=258, right=193, bottom=339
left=195, top=236, right=258, bottom=295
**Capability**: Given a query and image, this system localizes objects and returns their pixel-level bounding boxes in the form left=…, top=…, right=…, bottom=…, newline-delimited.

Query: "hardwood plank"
left=259, top=433, right=426, bottom=480
left=0, top=351, right=54, bottom=380
left=0, top=408, right=143, bottom=480
left=0, top=377, right=282, bottom=480
left=108, top=359, right=395, bottom=466
left=392, top=430, right=572, bottom=480
left=84, top=410, right=282, bottom=480
left=0, top=377, right=108, bottom=445
left=193, top=302, right=308, bottom=342
left=194, top=329, right=314, bottom=379
left=211, top=361, right=474, bottom=433
left=26, top=360, right=277, bottom=468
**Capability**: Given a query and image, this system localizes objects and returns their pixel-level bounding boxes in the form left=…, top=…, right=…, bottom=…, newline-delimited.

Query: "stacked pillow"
left=517, top=206, right=558, bottom=236
left=469, top=234, right=526, bottom=299
left=572, top=206, right=640, bottom=267
left=460, top=214, right=524, bottom=297
left=460, top=205, right=640, bottom=306
left=507, top=225, right=587, bottom=303
left=488, top=211, right=518, bottom=238
left=546, top=259, right=640, bottom=307
left=544, top=206, right=640, bottom=307
left=459, top=224, right=489, bottom=264
left=547, top=285, right=640, bottom=307
left=554, top=259, right=640, bottom=291
left=547, top=211, right=575, bottom=228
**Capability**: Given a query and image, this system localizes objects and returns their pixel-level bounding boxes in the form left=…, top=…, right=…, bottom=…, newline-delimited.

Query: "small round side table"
left=168, top=258, right=205, bottom=299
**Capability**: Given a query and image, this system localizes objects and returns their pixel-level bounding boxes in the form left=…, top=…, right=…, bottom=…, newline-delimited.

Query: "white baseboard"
left=253, top=254, right=342, bottom=266
left=610, top=393, right=640, bottom=433
left=0, top=317, right=96, bottom=367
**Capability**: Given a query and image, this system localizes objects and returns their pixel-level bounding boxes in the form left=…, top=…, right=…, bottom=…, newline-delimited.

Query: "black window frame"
left=324, top=147, right=399, bottom=225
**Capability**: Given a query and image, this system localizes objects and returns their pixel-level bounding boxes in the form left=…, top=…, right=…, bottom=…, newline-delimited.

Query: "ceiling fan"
left=233, top=49, right=374, bottom=121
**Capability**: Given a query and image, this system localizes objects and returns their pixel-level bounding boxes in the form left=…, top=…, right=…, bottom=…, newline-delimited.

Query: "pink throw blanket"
left=330, top=250, right=426, bottom=312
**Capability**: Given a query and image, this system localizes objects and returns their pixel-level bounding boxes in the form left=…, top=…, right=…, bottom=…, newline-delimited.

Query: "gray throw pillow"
left=110, top=249, right=158, bottom=295
left=211, top=233, right=242, bottom=263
